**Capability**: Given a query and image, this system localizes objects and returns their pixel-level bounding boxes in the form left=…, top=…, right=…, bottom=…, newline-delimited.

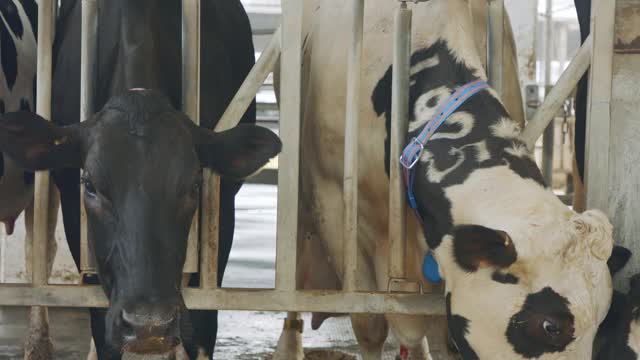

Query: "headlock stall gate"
left=0, top=0, right=611, bottom=337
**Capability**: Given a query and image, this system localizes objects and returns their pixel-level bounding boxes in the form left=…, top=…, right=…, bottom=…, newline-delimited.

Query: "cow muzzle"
left=121, top=301, right=181, bottom=355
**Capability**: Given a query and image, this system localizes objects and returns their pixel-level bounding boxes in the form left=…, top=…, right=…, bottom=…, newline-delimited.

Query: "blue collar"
left=423, top=252, right=442, bottom=283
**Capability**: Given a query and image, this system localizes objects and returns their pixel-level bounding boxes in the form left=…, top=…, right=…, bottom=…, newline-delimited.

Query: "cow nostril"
left=120, top=303, right=178, bottom=336
left=120, top=305, right=180, bottom=355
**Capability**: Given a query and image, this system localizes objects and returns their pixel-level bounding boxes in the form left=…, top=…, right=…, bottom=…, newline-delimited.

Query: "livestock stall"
left=0, top=0, right=636, bottom=358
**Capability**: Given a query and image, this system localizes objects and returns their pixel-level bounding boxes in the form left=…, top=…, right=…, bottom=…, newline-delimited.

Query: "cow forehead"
left=84, top=109, right=199, bottom=189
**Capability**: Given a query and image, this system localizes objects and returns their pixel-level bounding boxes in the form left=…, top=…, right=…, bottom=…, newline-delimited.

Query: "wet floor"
left=0, top=185, right=445, bottom=359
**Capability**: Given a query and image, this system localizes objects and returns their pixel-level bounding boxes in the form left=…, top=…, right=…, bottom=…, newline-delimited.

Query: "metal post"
left=216, top=27, right=282, bottom=132
left=182, top=0, right=201, bottom=275
left=80, top=0, right=98, bottom=274
left=199, top=170, right=219, bottom=289
left=522, top=35, right=592, bottom=150
left=389, top=2, right=411, bottom=281
left=585, top=0, right=616, bottom=211
left=488, top=0, right=504, bottom=96
left=275, top=0, right=303, bottom=291
left=342, top=0, right=364, bottom=292
left=541, top=0, right=554, bottom=185
left=32, top=0, right=56, bottom=286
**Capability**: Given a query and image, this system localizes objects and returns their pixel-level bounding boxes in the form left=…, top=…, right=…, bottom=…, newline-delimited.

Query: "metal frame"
left=2, top=0, right=601, bottom=319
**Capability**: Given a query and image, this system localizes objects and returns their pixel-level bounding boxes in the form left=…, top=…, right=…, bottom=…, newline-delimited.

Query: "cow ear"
left=608, top=246, right=632, bottom=276
left=446, top=225, right=518, bottom=272
left=193, top=124, right=282, bottom=179
left=0, top=112, right=84, bottom=170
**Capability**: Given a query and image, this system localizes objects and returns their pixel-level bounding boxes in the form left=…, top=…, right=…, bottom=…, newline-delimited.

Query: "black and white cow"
left=0, top=0, right=37, bottom=237
left=1, top=0, right=279, bottom=358
left=287, top=0, right=621, bottom=358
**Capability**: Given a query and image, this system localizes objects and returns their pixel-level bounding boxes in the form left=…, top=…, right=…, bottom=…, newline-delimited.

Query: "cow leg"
left=23, top=183, right=59, bottom=360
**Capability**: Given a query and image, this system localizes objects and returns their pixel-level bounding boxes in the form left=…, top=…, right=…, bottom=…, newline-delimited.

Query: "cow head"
left=433, top=210, right=620, bottom=359
left=0, top=90, right=281, bottom=355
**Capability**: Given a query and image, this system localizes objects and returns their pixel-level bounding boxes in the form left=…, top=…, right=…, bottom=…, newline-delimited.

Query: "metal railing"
left=0, top=0, right=594, bottom=319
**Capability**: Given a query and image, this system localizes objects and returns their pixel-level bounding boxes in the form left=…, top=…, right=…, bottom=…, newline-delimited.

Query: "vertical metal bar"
left=199, top=172, right=219, bottom=289
left=541, top=0, right=554, bottom=186
left=389, top=2, right=411, bottom=280
left=585, top=0, right=615, bottom=210
left=80, top=0, right=98, bottom=274
left=488, top=0, right=504, bottom=96
left=342, top=0, right=364, bottom=292
left=275, top=0, right=303, bottom=292
left=32, top=0, right=56, bottom=286
left=182, top=0, right=201, bottom=275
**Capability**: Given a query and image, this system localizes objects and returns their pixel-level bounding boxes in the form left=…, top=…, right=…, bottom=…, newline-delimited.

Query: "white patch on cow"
left=0, top=1, right=37, bottom=112
left=628, top=317, right=640, bottom=355
left=410, top=56, right=440, bottom=77
left=411, top=86, right=452, bottom=132
left=429, top=111, right=475, bottom=141
left=419, top=148, right=465, bottom=183
left=505, top=142, right=531, bottom=159
left=490, top=117, right=521, bottom=139
left=418, top=140, right=487, bottom=184
left=471, top=140, right=490, bottom=162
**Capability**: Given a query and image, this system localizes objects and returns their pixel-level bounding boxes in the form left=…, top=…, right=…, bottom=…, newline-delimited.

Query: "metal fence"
left=0, top=0, right=597, bottom=319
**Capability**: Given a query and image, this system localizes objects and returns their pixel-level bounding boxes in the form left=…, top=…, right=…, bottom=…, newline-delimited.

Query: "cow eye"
left=542, top=319, right=561, bottom=337
left=190, top=176, right=202, bottom=197
left=82, top=177, right=97, bottom=198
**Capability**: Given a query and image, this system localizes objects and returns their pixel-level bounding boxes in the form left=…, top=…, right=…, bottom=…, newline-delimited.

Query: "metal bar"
left=274, top=0, right=303, bottom=291
left=585, top=0, right=615, bottom=210
left=342, top=0, right=364, bottom=292
left=389, top=3, right=411, bottom=280
left=541, top=0, right=554, bottom=186
left=182, top=0, right=201, bottom=274
left=0, top=285, right=446, bottom=314
left=488, top=0, right=504, bottom=95
left=199, top=173, right=219, bottom=289
left=522, top=35, right=592, bottom=150
left=216, top=27, right=282, bottom=132
left=32, top=0, right=56, bottom=286
left=80, top=0, right=98, bottom=274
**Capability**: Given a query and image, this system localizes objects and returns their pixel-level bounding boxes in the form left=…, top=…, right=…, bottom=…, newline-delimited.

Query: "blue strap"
left=423, top=252, right=442, bottom=283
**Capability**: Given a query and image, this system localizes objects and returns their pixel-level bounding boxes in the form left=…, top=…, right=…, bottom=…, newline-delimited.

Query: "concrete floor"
left=0, top=185, right=452, bottom=359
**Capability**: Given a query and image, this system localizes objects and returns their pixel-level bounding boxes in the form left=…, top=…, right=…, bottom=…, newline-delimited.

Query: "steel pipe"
left=182, top=0, right=201, bottom=274
left=584, top=0, right=615, bottom=211
left=522, top=35, right=592, bottom=150
left=275, top=0, right=303, bottom=292
left=389, top=2, right=412, bottom=280
left=488, top=0, right=504, bottom=96
left=80, top=0, right=98, bottom=275
left=32, top=0, right=56, bottom=286
left=0, top=285, right=446, bottom=315
left=541, top=0, right=554, bottom=186
left=341, top=0, right=365, bottom=293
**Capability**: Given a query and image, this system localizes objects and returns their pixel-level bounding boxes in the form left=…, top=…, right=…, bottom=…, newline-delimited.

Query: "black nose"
left=121, top=301, right=180, bottom=354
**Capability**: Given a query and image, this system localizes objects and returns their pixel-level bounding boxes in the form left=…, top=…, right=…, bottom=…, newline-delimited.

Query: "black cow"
left=1, top=0, right=276, bottom=358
